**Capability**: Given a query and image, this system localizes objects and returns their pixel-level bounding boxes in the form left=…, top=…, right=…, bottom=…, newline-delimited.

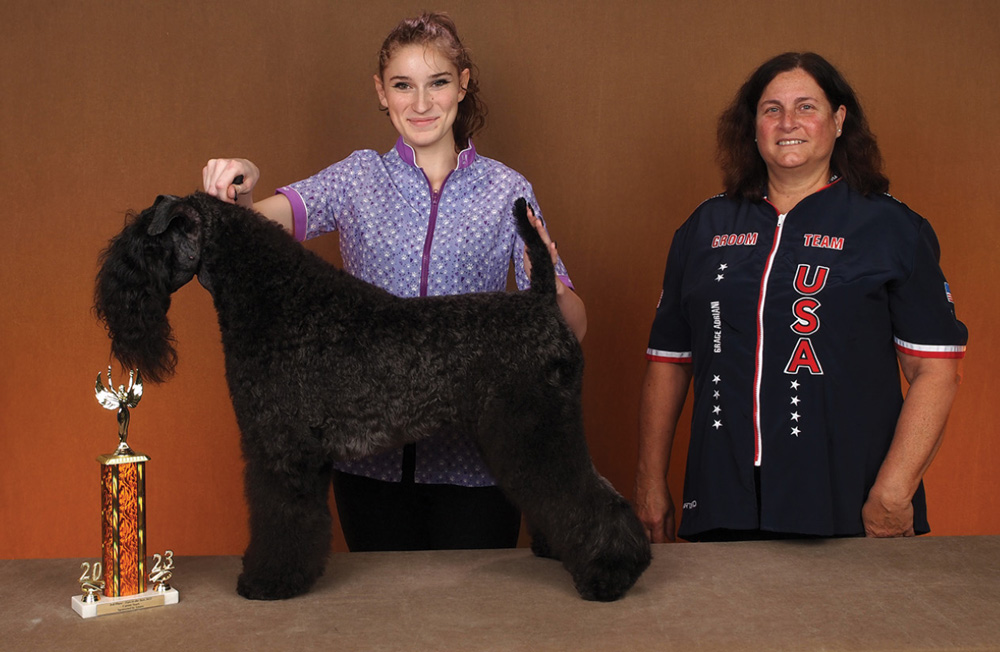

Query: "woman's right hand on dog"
left=203, top=158, right=296, bottom=234
left=203, top=158, right=259, bottom=206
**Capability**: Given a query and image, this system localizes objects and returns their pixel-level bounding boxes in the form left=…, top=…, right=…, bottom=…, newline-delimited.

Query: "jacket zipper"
left=753, top=210, right=787, bottom=466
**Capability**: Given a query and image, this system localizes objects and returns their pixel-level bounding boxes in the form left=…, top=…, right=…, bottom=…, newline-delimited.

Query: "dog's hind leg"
left=476, top=394, right=651, bottom=601
left=237, top=457, right=332, bottom=600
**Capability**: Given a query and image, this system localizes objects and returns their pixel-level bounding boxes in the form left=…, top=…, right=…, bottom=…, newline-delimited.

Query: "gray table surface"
left=3, top=536, right=999, bottom=651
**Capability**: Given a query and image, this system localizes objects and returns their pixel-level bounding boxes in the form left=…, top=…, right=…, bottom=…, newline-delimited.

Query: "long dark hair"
left=377, top=12, right=487, bottom=150
left=717, top=52, right=888, bottom=201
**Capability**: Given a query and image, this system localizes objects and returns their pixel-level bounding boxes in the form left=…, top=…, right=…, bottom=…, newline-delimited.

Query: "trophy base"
left=71, top=587, right=179, bottom=618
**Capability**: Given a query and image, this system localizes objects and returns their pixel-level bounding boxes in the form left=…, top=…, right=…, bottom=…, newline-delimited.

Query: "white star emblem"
left=791, top=412, right=801, bottom=421
left=715, top=274, right=725, bottom=282
left=713, top=420, right=723, bottom=430
left=791, top=396, right=800, bottom=406
left=790, top=380, right=800, bottom=390
left=713, top=390, right=720, bottom=399
left=713, top=375, right=721, bottom=384
left=791, top=426, right=801, bottom=437
left=713, top=405, right=722, bottom=414
left=719, top=263, right=728, bottom=271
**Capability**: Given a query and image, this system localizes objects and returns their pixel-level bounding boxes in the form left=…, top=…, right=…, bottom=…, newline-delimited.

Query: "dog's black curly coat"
left=95, top=192, right=650, bottom=601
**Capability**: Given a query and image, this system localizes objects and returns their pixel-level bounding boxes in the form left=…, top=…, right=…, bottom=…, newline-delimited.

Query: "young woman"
left=202, top=13, right=586, bottom=551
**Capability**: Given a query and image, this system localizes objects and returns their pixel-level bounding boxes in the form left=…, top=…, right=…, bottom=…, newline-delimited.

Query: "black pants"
left=331, top=444, right=521, bottom=551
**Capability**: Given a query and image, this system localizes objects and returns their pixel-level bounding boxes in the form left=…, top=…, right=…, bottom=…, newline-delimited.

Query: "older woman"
left=635, top=52, right=967, bottom=542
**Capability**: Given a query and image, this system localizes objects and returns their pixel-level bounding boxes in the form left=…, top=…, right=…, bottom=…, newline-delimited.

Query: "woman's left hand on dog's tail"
left=522, top=203, right=560, bottom=278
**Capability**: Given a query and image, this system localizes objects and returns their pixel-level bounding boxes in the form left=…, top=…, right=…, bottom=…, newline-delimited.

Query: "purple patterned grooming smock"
left=277, top=137, right=572, bottom=486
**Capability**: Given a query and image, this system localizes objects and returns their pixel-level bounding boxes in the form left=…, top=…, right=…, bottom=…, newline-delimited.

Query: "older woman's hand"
left=634, top=477, right=677, bottom=543
left=861, top=489, right=915, bottom=537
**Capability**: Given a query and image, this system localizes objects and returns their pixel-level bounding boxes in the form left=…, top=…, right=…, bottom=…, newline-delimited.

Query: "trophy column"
left=98, top=448, right=149, bottom=597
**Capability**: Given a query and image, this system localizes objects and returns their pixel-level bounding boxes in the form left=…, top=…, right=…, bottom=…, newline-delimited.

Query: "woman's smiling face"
left=755, top=67, right=846, bottom=180
left=375, top=44, right=470, bottom=155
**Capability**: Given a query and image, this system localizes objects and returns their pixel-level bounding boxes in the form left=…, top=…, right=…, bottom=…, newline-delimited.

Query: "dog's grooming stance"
left=95, top=193, right=650, bottom=601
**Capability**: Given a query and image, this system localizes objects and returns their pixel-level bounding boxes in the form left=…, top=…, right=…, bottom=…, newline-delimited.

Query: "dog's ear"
left=148, top=195, right=196, bottom=236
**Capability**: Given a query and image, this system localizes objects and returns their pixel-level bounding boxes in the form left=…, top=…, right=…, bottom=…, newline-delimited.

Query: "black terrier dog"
left=95, top=192, right=650, bottom=601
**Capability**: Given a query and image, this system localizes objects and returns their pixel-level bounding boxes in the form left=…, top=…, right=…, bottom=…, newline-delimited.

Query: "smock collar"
left=394, top=136, right=476, bottom=171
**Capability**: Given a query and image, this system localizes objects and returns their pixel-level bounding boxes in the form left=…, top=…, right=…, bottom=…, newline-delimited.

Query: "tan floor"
left=4, top=536, right=1000, bottom=651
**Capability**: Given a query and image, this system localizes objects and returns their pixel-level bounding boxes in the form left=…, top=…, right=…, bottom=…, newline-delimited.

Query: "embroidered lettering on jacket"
left=711, top=301, right=722, bottom=353
left=711, top=233, right=758, bottom=248
left=784, top=264, right=829, bottom=375
left=802, top=234, right=844, bottom=250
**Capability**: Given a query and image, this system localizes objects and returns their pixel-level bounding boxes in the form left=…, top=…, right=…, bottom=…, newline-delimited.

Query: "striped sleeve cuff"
left=894, top=337, right=966, bottom=359
left=646, top=348, right=693, bottom=363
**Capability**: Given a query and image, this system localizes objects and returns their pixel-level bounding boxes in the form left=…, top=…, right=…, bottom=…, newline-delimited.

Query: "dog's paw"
left=570, top=538, right=652, bottom=602
left=572, top=558, right=645, bottom=602
left=236, top=571, right=313, bottom=601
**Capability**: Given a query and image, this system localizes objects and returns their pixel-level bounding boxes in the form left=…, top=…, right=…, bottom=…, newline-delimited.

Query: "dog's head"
left=94, top=194, right=208, bottom=382
left=148, top=194, right=207, bottom=292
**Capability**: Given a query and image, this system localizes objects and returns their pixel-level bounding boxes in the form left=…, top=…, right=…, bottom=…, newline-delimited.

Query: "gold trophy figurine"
left=96, top=367, right=144, bottom=456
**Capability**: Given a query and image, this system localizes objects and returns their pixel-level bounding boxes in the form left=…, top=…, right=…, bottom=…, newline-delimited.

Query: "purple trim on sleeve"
left=276, top=186, right=308, bottom=242
left=558, top=274, right=575, bottom=291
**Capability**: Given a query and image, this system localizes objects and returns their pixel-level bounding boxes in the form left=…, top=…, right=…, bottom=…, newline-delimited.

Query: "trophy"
left=71, top=368, right=179, bottom=618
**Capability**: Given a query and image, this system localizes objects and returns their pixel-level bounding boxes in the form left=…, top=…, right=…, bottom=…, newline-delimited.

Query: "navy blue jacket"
left=647, top=180, right=968, bottom=537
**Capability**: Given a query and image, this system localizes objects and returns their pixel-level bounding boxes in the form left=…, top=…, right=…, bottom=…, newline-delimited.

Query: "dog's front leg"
left=238, top=458, right=332, bottom=600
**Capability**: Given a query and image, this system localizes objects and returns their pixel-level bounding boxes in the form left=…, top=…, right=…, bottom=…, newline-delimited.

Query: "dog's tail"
left=514, top=197, right=557, bottom=296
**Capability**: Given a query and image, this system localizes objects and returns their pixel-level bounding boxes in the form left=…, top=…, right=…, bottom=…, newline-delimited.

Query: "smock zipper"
left=418, top=172, right=453, bottom=297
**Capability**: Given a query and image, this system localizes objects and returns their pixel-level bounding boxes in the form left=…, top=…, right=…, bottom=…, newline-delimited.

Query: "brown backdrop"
left=2, top=0, right=997, bottom=559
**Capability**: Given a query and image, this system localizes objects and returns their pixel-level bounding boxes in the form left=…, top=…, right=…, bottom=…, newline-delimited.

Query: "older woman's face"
left=755, top=68, right=846, bottom=180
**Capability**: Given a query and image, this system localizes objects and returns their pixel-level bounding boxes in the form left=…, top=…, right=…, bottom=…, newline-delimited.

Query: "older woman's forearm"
left=635, top=361, right=693, bottom=542
left=863, top=356, right=962, bottom=536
